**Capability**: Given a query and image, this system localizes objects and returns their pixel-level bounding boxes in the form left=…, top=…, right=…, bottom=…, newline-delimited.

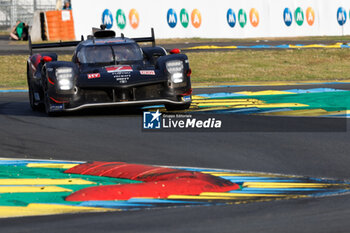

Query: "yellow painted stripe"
left=260, top=109, right=350, bottom=117
left=193, top=98, right=262, bottom=102
left=168, top=195, right=245, bottom=200
left=235, top=90, right=295, bottom=96
left=0, top=179, right=95, bottom=185
left=192, top=80, right=350, bottom=88
left=200, top=192, right=287, bottom=197
left=196, top=103, right=308, bottom=108
left=188, top=106, right=234, bottom=112
left=201, top=172, right=286, bottom=177
left=191, top=95, right=206, bottom=100
left=168, top=194, right=306, bottom=200
left=185, top=45, right=238, bottom=50
left=193, top=100, right=263, bottom=104
left=0, top=186, right=72, bottom=193
left=26, top=163, right=79, bottom=169
left=195, top=101, right=264, bottom=106
left=258, top=109, right=329, bottom=116
left=289, top=43, right=342, bottom=49
left=243, top=182, right=341, bottom=188
left=0, top=204, right=117, bottom=218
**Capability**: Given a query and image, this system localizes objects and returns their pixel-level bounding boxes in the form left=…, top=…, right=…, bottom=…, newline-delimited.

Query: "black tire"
left=28, top=82, right=42, bottom=111
left=43, top=91, right=59, bottom=117
left=165, top=102, right=191, bottom=111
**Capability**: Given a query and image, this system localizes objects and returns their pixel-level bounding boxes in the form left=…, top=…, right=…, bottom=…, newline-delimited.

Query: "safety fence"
left=0, top=0, right=55, bottom=30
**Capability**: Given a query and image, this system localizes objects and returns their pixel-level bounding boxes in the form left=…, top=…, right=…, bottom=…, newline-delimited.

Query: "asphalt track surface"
left=0, top=84, right=350, bottom=233
left=1, top=34, right=349, bottom=55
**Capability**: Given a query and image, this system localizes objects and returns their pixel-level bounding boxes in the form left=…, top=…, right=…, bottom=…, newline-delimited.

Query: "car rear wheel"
left=165, top=102, right=191, bottom=111
left=43, top=91, right=59, bottom=117
left=28, top=83, right=42, bottom=111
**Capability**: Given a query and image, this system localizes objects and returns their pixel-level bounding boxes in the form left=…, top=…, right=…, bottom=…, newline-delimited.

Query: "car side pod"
left=64, top=162, right=240, bottom=201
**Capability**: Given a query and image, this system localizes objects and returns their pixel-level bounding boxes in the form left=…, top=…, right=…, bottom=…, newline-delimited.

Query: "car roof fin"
left=94, top=30, right=116, bottom=38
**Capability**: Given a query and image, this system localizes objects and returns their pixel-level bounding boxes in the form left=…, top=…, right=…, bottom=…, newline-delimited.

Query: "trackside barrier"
left=30, top=10, right=75, bottom=41
left=45, top=10, right=75, bottom=41
left=70, top=0, right=350, bottom=39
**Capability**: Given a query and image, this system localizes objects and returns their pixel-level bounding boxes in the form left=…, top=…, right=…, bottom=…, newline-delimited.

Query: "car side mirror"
left=41, top=56, right=52, bottom=63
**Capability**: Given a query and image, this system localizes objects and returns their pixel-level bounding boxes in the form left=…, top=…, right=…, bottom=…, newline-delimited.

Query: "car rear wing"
left=29, top=28, right=156, bottom=55
left=131, top=28, right=156, bottom=47
left=29, top=35, right=83, bottom=55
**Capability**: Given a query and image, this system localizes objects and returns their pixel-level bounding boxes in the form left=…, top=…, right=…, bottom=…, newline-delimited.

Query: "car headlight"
left=56, top=67, right=73, bottom=90
left=166, top=60, right=184, bottom=83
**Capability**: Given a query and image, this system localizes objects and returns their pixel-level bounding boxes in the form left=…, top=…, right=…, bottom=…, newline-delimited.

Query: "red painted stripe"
left=65, top=178, right=239, bottom=201
left=65, top=162, right=240, bottom=201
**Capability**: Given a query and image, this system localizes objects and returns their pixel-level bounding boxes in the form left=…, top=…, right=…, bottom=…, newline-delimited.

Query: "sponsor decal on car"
left=182, top=95, right=191, bottom=101
left=50, top=104, right=64, bottom=111
left=105, top=65, right=133, bottom=73
left=140, top=70, right=155, bottom=75
left=87, top=73, right=101, bottom=79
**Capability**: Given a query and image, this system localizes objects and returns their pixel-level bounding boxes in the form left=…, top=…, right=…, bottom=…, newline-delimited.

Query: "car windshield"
left=78, top=43, right=143, bottom=64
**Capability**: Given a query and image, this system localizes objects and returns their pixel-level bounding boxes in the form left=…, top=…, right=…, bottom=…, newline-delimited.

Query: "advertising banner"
left=71, top=0, right=350, bottom=39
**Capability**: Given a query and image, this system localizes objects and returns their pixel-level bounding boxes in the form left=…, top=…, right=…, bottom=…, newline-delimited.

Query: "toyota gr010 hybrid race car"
left=27, top=28, right=192, bottom=115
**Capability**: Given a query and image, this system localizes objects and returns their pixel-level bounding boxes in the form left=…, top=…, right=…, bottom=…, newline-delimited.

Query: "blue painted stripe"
left=0, top=90, right=27, bottom=93
left=128, top=198, right=203, bottom=204
left=229, top=179, right=303, bottom=183
left=231, top=188, right=325, bottom=193
left=284, top=88, right=346, bottom=94
left=306, top=189, right=350, bottom=197
left=275, top=44, right=290, bottom=49
left=201, top=81, right=350, bottom=88
left=0, top=160, right=81, bottom=165
left=223, top=177, right=302, bottom=182
left=78, top=199, right=203, bottom=209
left=197, top=93, right=247, bottom=98
left=79, top=201, right=154, bottom=208
left=141, top=105, right=165, bottom=109
left=258, top=108, right=293, bottom=113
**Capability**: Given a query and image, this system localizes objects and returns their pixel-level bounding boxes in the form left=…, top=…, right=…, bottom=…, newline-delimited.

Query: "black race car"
left=27, top=28, right=192, bottom=115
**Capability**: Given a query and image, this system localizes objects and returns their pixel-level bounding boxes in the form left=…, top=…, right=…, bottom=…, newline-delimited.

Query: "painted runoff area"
left=0, top=158, right=349, bottom=218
